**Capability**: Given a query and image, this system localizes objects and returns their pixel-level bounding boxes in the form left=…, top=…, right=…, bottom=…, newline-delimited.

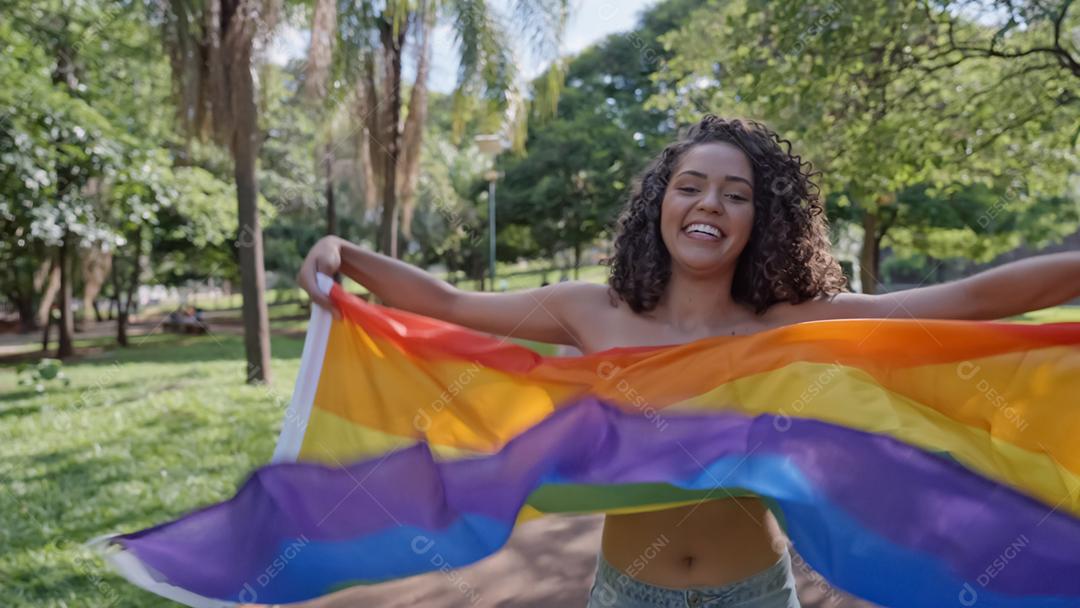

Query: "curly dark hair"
left=605, top=115, right=847, bottom=314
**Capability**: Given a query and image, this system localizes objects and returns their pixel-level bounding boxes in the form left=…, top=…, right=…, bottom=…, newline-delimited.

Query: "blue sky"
left=269, top=0, right=659, bottom=93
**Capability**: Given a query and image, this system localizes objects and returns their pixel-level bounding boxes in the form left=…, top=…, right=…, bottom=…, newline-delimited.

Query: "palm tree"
left=304, top=0, right=569, bottom=258
left=157, top=0, right=277, bottom=383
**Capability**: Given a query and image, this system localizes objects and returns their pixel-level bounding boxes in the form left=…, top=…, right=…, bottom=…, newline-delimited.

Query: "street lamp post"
left=475, top=135, right=506, bottom=291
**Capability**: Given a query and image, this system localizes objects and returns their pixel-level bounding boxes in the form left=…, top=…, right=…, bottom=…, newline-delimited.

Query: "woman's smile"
left=682, top=221, right=727, bottom=241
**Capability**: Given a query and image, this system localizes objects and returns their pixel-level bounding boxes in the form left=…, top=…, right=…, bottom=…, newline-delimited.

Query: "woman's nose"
left=697, top=191, right=726, bottom=215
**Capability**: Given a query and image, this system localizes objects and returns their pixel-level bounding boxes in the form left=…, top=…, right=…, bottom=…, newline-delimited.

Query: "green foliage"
left=883, top=182, right=1080, bottom=262
left=498, top=116, right=638, bottom=260
left=408, top=93, right=491, bottom=279
left=258, top=62, right=320, bottom=217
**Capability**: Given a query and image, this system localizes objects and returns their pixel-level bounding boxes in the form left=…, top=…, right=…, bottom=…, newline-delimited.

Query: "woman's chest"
left=575, top=307, right=776, bottom=355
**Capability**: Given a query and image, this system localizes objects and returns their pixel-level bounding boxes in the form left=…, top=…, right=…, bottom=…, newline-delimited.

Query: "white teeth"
left=685, top=223, right=722, bottom=238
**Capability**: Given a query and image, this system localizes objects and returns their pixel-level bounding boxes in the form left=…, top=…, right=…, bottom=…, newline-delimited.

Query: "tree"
left=101, top=150, right=177, bottom=346
left=304, top=0, right=569, bottom=258
left=0, top=1, right=127, bottom=356
left=156, top=0, right=279, bottom=383
left=0, top=23, right=55, bottom=333
left=408, top=107, right=490, bottom=283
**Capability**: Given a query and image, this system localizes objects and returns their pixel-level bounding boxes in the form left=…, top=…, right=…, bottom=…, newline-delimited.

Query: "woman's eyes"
left=676, top=186, right=749, bottom=202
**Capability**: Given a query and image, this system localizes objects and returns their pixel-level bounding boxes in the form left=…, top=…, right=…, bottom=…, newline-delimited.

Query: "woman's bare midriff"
left=576, top=284, right=788, bottom=588
left=601, top=499, right=785, bottom=587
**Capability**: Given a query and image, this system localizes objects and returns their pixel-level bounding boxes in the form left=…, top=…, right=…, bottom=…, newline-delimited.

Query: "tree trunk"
left=325, top=142, right=341, bottom=283
left=4, top=253, right=39, bottom=333
left=376, top=18, right=406, bottom=258
left=356, top=55, right=383, bottom=213
left=859, top=211, right=881, bottom=295
left=41, top=307, right=52, bottom=352
left=573, top=242, right=582, bottom=280
left=15, top=294, right=36, bottom=333
left=117, top=311, right=128, bottom=346
left=232, top=44, right=272, bottom=385
left=81, top=246, right=112, bottom=325
left=325, top=142, right=337, bottom=236
left=36, top=261, right=60, bottom=327
left=398, top=4, right=433, bottom=241
left=303, top=0, right=337, bottom=100
left=57, top=232, right=75, bottom=358
left=112, top=260, right=129, bottom=347
left=116, top=229, right=143, bottom=347
left=358, top=123, right=379, bottom=212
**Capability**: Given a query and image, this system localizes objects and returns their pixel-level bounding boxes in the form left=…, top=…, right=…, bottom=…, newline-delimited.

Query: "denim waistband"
left=592, top=550, right=793, bottom=607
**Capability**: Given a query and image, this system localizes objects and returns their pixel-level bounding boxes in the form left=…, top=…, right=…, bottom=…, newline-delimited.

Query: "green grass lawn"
left=141, top=286, right=306, bottom=315
left=0, top=332, right=305, bottom=607
left=1, top=304, right=1077, bottom=606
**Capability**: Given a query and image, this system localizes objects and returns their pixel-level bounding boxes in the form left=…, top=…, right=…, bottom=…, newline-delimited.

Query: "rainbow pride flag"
left=95, top=273, right=1080, bottom=607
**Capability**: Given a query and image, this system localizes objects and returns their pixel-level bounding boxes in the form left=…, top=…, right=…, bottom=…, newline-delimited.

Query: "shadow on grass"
left=69, top=333, right=306, bottom=367
left=2, top=325, right=307, bottom=367
left=0, top=388, right=46, bottom=405
left=0, top=404, right=45, bottom=419
left=0, top=375, right=214, bottom=421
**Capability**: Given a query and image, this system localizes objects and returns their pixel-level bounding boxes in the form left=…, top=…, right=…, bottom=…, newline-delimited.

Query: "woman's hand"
left=297, top=235, right=343, bottom=319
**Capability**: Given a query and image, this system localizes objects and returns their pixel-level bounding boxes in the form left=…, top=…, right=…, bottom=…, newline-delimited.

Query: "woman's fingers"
left=297, top=258, right=327, bottom=309
left=310, top=259, right=341, bottom=320
left=297, top=237, right=343, bottom=321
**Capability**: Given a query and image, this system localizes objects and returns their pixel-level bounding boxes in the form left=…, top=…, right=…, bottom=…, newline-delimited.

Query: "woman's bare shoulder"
left=552, top=280, right=621, bottom=315
left=547, top=281, right=626, bottom=349
left=761, top=292, right=870, bottom=325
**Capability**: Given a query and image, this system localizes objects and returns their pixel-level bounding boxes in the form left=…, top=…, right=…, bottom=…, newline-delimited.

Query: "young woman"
left=297, top=115, right=1080, bottom=608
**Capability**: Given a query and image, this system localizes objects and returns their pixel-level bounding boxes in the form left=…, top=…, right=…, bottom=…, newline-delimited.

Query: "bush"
left=15, top=358, right=71, bottom=393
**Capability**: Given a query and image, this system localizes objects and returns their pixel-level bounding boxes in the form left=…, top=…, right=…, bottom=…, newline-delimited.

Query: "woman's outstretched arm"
left=296, top=235, right=595, bottom=346
left=771, top=250, right=1080, bottom=322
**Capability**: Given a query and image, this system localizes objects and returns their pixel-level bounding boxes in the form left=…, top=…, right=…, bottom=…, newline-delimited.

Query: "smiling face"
left=659, top=142, right=755, bottom=275
left=609, top=116, right=845, bottom=315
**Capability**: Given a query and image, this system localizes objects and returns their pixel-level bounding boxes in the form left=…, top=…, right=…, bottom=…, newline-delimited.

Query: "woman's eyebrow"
left=725, top=175, right=753, bottom=190
left=675, top=170, right=753, bottom=191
